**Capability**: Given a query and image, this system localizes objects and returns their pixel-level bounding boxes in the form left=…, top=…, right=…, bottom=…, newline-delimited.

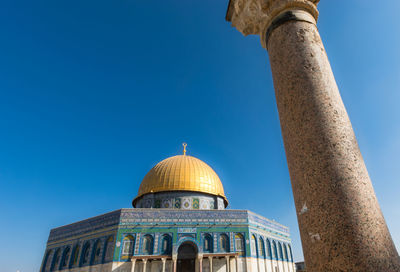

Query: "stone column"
left=270, top=256, right=274, bottom=272
left=226, top=1, right=400, bottom=271
left=264, top=257, right=268, bottom=272
left=208, top=256, right=213, bottom=272
left=172, top=256, right=177, bottom=272
left=131, top=259, right=137, bottom=272
left=198, top=255, right=203, bottom=272
left=162, top=258, right=167, bottom=272
left=225, top=256, right=230, bottom=272
left=142, top=259, right=147, bottom=272
left=235, top=256, right=239, bottom=272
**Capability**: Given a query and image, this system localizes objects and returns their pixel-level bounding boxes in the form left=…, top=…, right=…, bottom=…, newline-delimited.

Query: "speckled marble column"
left=226, top=0, right=400, bottom=271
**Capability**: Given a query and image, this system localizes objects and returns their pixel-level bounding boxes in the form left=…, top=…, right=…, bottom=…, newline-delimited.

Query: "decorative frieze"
left=135, top=191, right=221, bottom=210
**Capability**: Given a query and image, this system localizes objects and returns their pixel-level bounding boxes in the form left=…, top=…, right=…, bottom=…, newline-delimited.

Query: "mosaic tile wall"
left=41, top=209, right=293, bottom=272
left=134, top=191, right=224, bottom=210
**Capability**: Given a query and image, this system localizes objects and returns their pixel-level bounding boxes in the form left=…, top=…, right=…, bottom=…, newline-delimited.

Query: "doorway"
left=177, top=242, right=197, bottom=272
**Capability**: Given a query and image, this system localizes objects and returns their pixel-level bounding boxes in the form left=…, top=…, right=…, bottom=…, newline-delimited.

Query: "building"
left=40, top=147, right=295, bottom=272
left=294, top=262, right=305, bottom=272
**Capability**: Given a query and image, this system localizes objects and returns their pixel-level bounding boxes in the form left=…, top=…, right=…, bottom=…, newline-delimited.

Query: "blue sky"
left=1, top=0, right=400, bottom=271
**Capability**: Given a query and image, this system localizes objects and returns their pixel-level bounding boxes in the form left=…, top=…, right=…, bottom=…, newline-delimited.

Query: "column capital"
left=226, top=0, right=319, bottom=48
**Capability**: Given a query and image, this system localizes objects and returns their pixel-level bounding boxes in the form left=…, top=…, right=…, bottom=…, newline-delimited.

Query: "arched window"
left=80, top=242, right=91, bottom=266
left=91, top=240, right=102, bottom=264
left=272, top=241, right=278, bottom=260
left=250, top=235, right=257, bottom=256
left=70, top=245, right=80, bottom=267
left=220, top=234, right=229, bottom=252
left=266, top=239, right=272, bottom=258
left=60, top=247, right=70, bottom=269
left=161, top=234, right=172, bottom=254
left=50, top=249, right=60, bottom=271
left=203, top=234, right=213, bottom=253
left=234, top=233, right=244, bottom=253
left=278, top=242, right=283, bottom=260
left=122, top=235, right=134, bottom=256
left=142, top=235, right=154, bottom=255
left=258, top=238, right=265, bottom=258
left=288, top=244, right=293, bottom=262
left=103, top=236, right=115, bottom=262
left=42, top=250, right=52, bottom=272
left=283, top=243, right=289, bottom=261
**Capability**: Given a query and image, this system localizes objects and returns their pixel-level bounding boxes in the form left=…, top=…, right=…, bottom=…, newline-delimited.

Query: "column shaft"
left=142, top=259, right=147, bottom=272
left=162, top=258, right=166, bottom=272
left=270, top=257, right=274, bottom=272
left=267, top=18, right=400, bottom=271
left=131, top=259, right=136, bottom=272
left=225, top=256, right=230, bottom=272
left=264, top=258, right=268, bottom=272
left=208, top=257, right=213, bottom=272
left=235, top=257, right=239, bottom=272
left=199, top=257, right=203, bottom=272
left=172, top=258, right=177, bottom=272
left=256, top=256, right=260, bottom=272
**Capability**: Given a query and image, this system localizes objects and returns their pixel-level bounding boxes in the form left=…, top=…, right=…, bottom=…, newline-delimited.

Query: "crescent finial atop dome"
left=182, top=143, right=187, bottom=156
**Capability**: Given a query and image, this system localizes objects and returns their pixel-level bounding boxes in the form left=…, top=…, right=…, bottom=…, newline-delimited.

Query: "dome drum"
left=133, top=191, right=226, bottom=210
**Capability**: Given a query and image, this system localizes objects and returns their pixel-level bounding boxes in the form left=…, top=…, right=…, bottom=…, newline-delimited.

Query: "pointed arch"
left=122, top=235, right=135, bottom=256
left=103, top=236, right=115, bottom=262
left=42, top=249, right=52, bottom=272
left=91, top=239, right=102, bottom=264
left=288, top=244, right=293, bottom=262
left=142, top=235, right=154, bottom=255
left=80, top=241, right=91, bottom=266
left=161, top=234, right=172, bottom=254
left=59, top=246, right=71, bottom=269
left=203, top=233, right=213, bottom=253
left=266, top=239, right=272, bottom=259
left=283, top=243, right=289, bottom=261
left=69, top=244, right=80, bottom=268
left=234, top=233, right=245, bottom=254
left=278, top=242, right=284, bottom=260
left=220, top=233, right=229, bottom=252
left=258, top=237, right=265, bottom=258
left=251, top=235, right=257, bottom=256
left=272, top=240, right=278, bottom=260
left=50, top=248, right=60, bottom=271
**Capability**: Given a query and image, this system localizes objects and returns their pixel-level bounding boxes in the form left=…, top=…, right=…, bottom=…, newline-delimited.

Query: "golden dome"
left=133, top=154, right=228, bottom=206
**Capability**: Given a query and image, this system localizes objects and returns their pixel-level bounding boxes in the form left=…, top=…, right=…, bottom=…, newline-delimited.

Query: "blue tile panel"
left=119, top=209, right=288, bottom=234
left=48, top=210, right=121, bottom=243
left=47, top=209, right=289, bottom=243
left=247, top=211, right=289, bottom=234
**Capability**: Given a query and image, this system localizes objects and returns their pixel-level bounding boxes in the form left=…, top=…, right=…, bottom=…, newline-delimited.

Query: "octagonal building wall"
left=40, top=209, right=295, bottom=272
